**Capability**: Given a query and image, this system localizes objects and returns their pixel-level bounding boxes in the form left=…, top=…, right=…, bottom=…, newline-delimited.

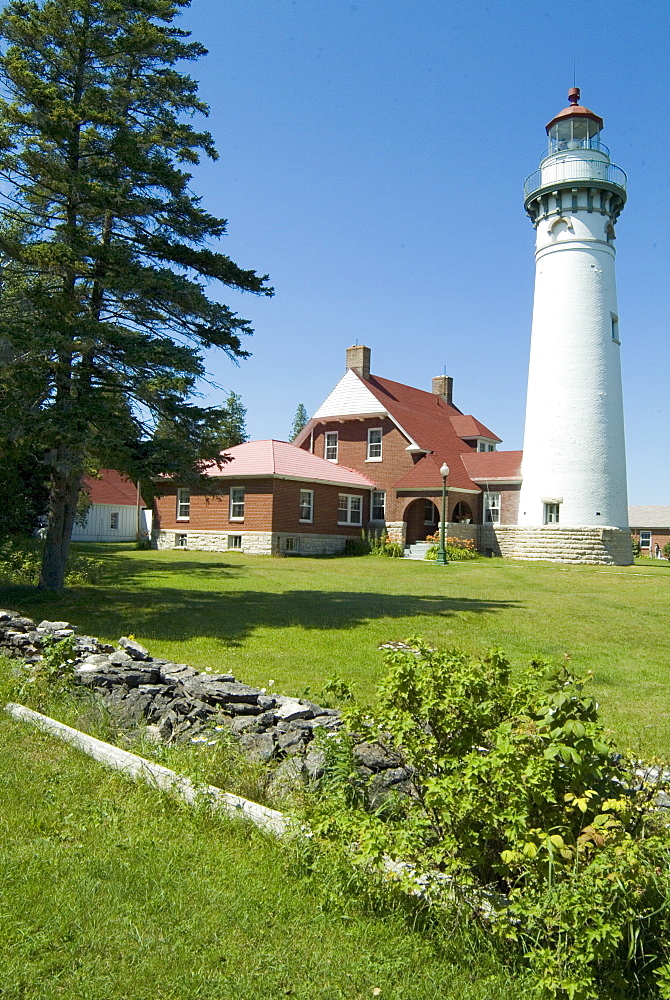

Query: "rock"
left=181, top=676, right=262, bottom=707
left=274, top=696, right=314, bottom=723
left=118, top=637, right=151, bottom=661
left=257, top=695, right=276, bottom=711
left=231, top=716, right=260, bottom=735
left=297, top=714, right=342, bottom=731
left=158, top=710, right=178, bottom=742
left=239, top=732, right=276, bottom=763
left=158, top=662, right=198, bottom=683
left=304, top=747, right=326, bottom=780
left=353, top=741, right=402, bottom=772
left=278, top=731, right=305, bottom=753
left=37, top=620, right=73, bottom=632
left=114, top=688, right=156, bottom=724
left=268, top=758, right=305, bottom=801
left=143, top=725, right=162, bottom=743
left=109, top=650, right=133, bottom=665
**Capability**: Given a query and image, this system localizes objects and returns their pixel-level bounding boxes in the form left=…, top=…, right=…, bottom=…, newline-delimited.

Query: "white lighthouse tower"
left=517, top=88, right=632, bottom=564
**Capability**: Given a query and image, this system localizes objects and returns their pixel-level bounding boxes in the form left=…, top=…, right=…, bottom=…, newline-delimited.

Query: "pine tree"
left=0, top=0, right=272, bottom=590
left=219, top=391, right=248, bottom=447
left=289, top=403, right=308, bottom=442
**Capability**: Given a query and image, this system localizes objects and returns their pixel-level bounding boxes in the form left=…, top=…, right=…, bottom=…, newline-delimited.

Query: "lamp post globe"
left=436, top=464, right=450, bottom=566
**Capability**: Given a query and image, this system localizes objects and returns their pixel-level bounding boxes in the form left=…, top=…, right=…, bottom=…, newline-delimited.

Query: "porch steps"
left=403, top=541, right=434, bottom=560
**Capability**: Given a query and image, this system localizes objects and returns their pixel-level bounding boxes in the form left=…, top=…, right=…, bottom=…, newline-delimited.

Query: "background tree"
left=289, top=403, right=308, bottom=442
left=218, top=390, right=248, bottom=447
left=0, top=0, right=272, bottom=590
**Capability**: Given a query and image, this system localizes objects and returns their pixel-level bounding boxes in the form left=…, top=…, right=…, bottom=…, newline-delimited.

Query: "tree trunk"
left=38, top=457, right=84, bottom=592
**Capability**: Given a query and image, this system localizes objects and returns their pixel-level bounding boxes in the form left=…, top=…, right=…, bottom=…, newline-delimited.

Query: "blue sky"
left=178, top=0, right=669, bottom=505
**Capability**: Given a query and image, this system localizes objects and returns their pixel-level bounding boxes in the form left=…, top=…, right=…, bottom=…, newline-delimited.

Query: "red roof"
left=461, top=451, right=523, bottom=482
left=449, top=414, right=500, bottom=442
left=353, top=374, right=497, bottom=491
left=202, top=440, right=375, bottom=489
left=83, top=469, right=145, bottom=506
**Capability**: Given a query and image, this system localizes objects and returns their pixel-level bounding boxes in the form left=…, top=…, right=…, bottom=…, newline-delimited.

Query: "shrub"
left=663, top=541, right=670, bottom=560
left=308, top=640, right=670, bottom=998
left=0, top=538, right=103, bottom=586
left=424, top=536, right=478, bottom=560
left=632, top=536, right=641, bottom=557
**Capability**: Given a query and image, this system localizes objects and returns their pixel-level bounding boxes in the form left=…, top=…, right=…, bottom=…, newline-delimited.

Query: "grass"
left=1, top=544, right=668, bottom=754
left=0, top=712, right=527, bottom=1000
left=1, top=547, right=667, bottom=996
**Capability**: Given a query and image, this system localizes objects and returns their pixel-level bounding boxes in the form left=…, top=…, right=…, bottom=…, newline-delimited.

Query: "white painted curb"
left=4, top=702, right=289, bottom=837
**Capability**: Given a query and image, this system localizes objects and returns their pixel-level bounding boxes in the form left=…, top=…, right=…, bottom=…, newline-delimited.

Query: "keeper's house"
left=72, top=469, right=150, bottom=542
left=152, top=439, right=375, bottom=556
left=628, top=507, right=670, bottom=557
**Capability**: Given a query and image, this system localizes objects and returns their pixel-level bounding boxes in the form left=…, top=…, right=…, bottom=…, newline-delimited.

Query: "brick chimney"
left=346, top=344, right=371, bottom=380
left=432, top=375, right=453, bottom=406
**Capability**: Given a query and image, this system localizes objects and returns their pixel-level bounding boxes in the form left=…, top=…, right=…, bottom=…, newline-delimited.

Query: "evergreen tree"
left=0, top=0, right=272, bottom=590
left=289, top=403, right=308, bottom=442
left=219, top=390, right=248, bottom=447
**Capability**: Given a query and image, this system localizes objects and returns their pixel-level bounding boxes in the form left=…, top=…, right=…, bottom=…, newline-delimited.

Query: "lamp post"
left=435, top=463, right=449, bottom=565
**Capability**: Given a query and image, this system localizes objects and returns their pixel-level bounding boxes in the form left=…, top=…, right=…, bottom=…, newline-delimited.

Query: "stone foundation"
left=152, top=529, right=352, bottom=557
left=478, top=525, right=634, bottom=566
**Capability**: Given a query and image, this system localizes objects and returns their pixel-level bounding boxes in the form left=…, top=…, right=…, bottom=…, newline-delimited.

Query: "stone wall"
left=477, top=525, right=633, bottom=565
left=152, top=529, right=352, bottom=556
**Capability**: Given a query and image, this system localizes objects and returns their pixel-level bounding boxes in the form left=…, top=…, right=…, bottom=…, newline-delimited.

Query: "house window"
left=230, top=487, right=245, bottom=520
left=639, top=530, right=652, bottom=549
left=284, top=536, right=300, bottom=554
left=371, top=490, right=386, bottom=521
left=544, top=502, right=560, bottom=524
left=367, top=427, right=382, bottom=461
left=177, top=489, right=190, bottom=520
left=424, top=499, right=437, bottom=525
left=325, top=431, right=338, bottom=461
left=484, top=492, right=501, bottom=525
left=299, top=489, right=314, bottom=523
left=109, top=511, right=119, bottom=530
left=477, top=441, right=495, bottom=452
left=175, top=533, right=187, bottom=548
left=227, top=535, right=242, bottom=550
left=338, top=494, right=362, bottom=525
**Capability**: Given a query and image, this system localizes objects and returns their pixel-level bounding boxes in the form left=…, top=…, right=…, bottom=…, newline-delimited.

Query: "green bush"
left=663, top=541, right=670, bottom=560
left=631, top=536, right=641, bottom=557
left=424, top=537, right=478, bottom=561
left=0, top=537, right=103, bottom=586
left=308, top=640, right=670, bottom=998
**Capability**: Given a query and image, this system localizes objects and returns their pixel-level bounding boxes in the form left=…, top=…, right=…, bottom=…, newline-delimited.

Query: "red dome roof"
left=545, top=87, right=603, bottom=135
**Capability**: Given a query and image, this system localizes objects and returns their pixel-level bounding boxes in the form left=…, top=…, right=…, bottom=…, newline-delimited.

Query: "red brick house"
left=628, top=506, right=670, bottom=557
left=152, top=439, right=375, bottom=555
left=293, top=345, right=522, bottom=548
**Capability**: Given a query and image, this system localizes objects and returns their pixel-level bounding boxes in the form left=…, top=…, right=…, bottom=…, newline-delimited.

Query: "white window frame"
left=366, top=427, right=383, bottom=461
left=483, top=491, right=501, bottom=525
left=109, top=511, right=119, bottom=530
left=325, top=431, right=338, bottom=462
left=371, top=490, right=386, bottom=521
left=477, top=440, right=496, bottom=452
left=338, top=493, right=363, bottom=526
left=544, top=502, right=561, bottom=525
left=299, top=489, right=314, bottom=523
left=227, top=534, right=242, bottom=550
left=284, top=536, right=300, bottom=554
left=176, top=488, right=190, bottom=520
left=175, top=532, right=188, bottom=549
left=639, top=530, right=652, bottom=549
left=230, top=487, right=245, bottom=521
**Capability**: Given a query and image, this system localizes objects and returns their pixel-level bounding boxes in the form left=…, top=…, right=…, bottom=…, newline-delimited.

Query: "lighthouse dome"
left=546, top=88, right=604, bottom=143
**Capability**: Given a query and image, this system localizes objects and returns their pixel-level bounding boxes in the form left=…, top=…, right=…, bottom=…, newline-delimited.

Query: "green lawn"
left=1, top=545, right=668, bottom=754
left=0, top=713, right=525, bottom=1000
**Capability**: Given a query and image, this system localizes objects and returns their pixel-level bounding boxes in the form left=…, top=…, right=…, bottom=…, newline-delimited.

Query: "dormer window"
left=477, top=440, right=496, bottom=452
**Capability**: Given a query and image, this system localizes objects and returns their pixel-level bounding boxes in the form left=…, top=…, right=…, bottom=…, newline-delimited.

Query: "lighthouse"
left=517, top=88, right=632, bottom=562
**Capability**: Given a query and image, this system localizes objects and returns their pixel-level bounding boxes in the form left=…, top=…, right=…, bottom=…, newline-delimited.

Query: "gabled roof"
left=628, top=506, right=670, bottom=528
left=461, top=451, right=523, bottom=483
left=450, top=414, right=501, bottom=442
left=83, top=469, right=146, bottom=507
left=294, top=367, right=508, bottom=493
left=202, top=440, right=375, bottom=489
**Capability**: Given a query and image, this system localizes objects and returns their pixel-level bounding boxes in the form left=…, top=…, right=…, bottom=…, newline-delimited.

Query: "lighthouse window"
left=611, top=315, right=620, bottom=343
left=544, top=503, right=561, bottom=525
